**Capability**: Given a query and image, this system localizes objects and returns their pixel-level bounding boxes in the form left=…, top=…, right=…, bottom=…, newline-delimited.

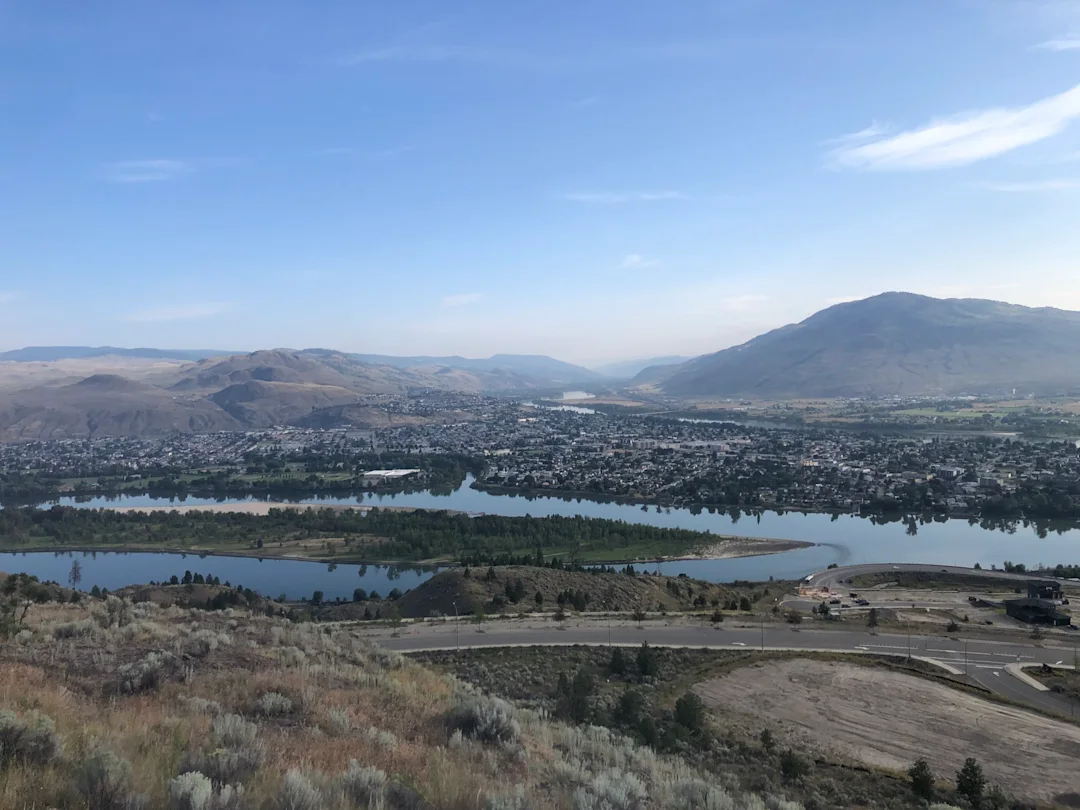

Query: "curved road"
left=361, top=619, right=1080, bottom=719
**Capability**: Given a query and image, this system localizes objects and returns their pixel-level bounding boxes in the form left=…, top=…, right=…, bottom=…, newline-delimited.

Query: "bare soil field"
left=694, top=659, right=1080, bottom=803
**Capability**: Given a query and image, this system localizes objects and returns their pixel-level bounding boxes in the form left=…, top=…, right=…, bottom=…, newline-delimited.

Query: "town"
left=3, top=396, right=1079, bottom=521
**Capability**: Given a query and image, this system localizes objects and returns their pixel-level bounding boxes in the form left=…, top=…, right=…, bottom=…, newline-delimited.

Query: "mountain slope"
left=336, top=351, right=603, bottom=385
left=594, top=355, right=691, bottom=379
left=0, top=346, right=234, bottom=362
left=644, top=292, right=1080, bottom=397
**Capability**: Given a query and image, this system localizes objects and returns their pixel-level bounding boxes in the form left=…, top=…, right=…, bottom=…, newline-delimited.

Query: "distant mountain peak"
left=639, top=293, right=1080, bottom=397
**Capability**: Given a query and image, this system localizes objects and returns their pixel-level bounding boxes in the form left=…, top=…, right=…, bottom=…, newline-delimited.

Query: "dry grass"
left=0, top=596, right=804, bottom=810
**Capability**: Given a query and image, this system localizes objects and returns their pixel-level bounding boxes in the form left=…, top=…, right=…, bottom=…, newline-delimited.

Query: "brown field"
left=694, top=659, right=1080, bottom=804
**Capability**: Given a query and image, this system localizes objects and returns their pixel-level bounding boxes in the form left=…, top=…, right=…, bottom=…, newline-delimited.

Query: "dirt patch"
left=694, top=659, right=1080, bottom=802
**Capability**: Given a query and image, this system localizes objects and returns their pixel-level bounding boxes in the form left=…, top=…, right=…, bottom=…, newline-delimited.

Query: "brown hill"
left=394, top=566, right=781, bottom=618
left=208, top=380, right=362, bottom=426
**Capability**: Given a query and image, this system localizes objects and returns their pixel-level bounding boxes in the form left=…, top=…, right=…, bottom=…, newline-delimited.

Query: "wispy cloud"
left=104, top=159, right=193, bottom=184
left=829, top=82, right=1080, bottom=170
left=562, top=190, right=689, bottom=203
left=982, top=178, right=1080, bottom=191
left=441, top=292, right=485, bottom=307
left=124, top=302, right=232, bottom=323
left=620, top=254, right=659, bottom=270
left=1037, top=37, right=1080, bottom=50
left=0, top=291, right=17, bottom=305
left=823, top=295, right=864, bottom=306
left=721, top=294, right=769, bottom=312
left=338, top=45, right=520, bottom=68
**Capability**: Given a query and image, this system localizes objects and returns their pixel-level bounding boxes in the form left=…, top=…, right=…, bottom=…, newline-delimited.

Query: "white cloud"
left=829, top=82, right=1080, bottom=170
left=440, top=292, right=485, bottom=307
left=982, top=178, right=1080, bottom=191
left=124, top=302, right=232, bottom=323
left=104, top=159, right=194, bottom=183
left=562, top=190, right=689, bottom=203
left=620, top=254, right=659, bottom=269
left=1037, top=37, right=1080, bottom=50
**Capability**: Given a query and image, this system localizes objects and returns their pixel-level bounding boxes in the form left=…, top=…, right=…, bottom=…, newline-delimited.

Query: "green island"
left=0, top=505, right=802, bottom=564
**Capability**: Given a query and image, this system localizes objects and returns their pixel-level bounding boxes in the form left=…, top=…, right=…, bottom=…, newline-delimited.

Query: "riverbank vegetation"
left=0, top=594, right=811, bottom=809
left=0, top=451, right=483, bottom=505
left=0, top=506, right=752, bottom=563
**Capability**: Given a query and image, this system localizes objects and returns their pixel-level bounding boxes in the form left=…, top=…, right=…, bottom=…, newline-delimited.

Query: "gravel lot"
left=694, top=659, right=1080, bottom=803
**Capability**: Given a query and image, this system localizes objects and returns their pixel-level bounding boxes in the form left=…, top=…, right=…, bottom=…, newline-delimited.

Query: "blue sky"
left=2, top=0, right=1080, bottom=365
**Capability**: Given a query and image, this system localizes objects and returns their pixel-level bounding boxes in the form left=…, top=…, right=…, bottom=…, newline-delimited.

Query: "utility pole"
left=760, top=615, right=765, bottom=652
left=453, top=601, right=459, bottom=651
left=964, top=640, right=969, bottom=676
left=907, top=633, right=911, bottom=662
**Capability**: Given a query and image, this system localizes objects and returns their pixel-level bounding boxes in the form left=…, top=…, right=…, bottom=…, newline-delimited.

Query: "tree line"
left=0, top=505, right=715, bottom=561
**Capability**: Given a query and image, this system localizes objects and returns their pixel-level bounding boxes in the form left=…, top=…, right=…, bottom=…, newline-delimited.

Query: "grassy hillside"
left=0, top=590, right=808, bottom=809
left=393, top=565, right=785, bottom=618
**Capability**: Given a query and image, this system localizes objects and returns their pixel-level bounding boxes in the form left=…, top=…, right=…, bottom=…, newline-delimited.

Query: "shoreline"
left=0, top=535, right=813, bottom=569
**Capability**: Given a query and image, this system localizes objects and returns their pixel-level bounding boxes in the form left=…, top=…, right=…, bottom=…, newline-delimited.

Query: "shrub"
left=211, top=714, right=258, bottom=748
left=486, top=787, right=529, bottom=810
left=74, top=747, right=139, bottom=810
left=278, top=770, right=322, bottom=810
left=340, top=760, right=387, bottom=808
left=666, top=778, right=734, bottom=810
left=759, top=728, right=776, bottom=755
left=364, top=726, right=399, bottom=751
left=167, top=772, right=214, bottom=810
left=945, top=620, right=961, bottom=634
left=0, top=709, right=61, bottom=768
left=117, top=651, right=172, bottom=694
left=182, top=697, right=222, bottom=716
left=325, top=709, right=351, bottom=736
left=255, top=692, right=294, bottom=717
left=573, top=769, right=647, bottom=810
left=182, top=748, right=263, bottom=788
left=785, top=611, right=803, bottom=624
left=779, top=750, right=809, bottom=782
left=54, top=619, right=96, bottom=639
left=448, top=696, right=520, bottom=745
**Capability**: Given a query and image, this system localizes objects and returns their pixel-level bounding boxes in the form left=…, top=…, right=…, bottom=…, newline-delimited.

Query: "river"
left=6, top=474, right=1078, bottom=594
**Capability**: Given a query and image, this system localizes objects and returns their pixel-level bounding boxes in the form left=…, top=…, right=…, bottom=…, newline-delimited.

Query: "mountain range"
left=638, top=292, right=1080, bottom=398
left=0, top=348, right=597, bottom=440
left=592, top=356, right=691, bottom=379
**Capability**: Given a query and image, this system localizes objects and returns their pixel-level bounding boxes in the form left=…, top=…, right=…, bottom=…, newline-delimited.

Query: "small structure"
left=1004, top=597, right=1072, bottom=627
left=1028, top=581, right=1063, bottom=602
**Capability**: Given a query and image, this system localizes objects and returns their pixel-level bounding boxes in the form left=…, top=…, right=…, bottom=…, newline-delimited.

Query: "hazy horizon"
left=4, top=1, right=1080, bottom=364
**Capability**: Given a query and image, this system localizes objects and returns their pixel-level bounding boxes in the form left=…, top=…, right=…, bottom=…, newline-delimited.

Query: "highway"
left=362, top=618, right=1080, bottom=719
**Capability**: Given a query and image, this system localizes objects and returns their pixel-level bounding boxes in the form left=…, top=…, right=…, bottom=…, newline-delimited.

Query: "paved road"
left=363, top=619, right=1080, bottom=719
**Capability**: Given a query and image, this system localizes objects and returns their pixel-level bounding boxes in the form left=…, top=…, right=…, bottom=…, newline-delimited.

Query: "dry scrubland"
left=1, top=596, right=824, bottom=810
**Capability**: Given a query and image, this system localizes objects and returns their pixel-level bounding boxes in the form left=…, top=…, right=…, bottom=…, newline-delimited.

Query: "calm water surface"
left=0, top=550, right=438, bottom=602
left=10, top=475, right=1078, bottom=591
